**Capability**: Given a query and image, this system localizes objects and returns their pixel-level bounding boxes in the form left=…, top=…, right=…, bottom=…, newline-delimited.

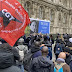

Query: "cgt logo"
left=0, top=9, right=22, bottom=28
left=2, top=9, right=15, bottom=20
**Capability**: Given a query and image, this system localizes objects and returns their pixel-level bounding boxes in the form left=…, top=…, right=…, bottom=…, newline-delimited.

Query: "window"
left=58, top=13, right=61, bottom=22
left=24, top=2, right=30, bottom=14
left=63, top=0, right=67, bottom=7
left=50, top=9, right=55, bottom=22
left=39, top=6, right=44, bottom=19
left=63, top=13, right=67, bottom=24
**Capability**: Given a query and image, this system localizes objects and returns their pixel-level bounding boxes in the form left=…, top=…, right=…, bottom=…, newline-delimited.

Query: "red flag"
left=0, top=0, right=30, bottom=46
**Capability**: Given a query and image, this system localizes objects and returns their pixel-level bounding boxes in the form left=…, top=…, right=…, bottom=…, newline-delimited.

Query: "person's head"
left=17, top=38, right=24, bottom=45
left=50, top=34, right=52, bottom=38
left=58, top=52, right=66, bottom=59
left=41, top=46, right=48, bottom=57
left=43, top=35, right=48, bottom=41
left=30, top=20, right=37, bottom=32
left=34, top=41, right=41, bottom=47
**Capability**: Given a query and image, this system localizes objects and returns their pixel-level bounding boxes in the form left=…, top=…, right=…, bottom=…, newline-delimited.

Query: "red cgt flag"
left=0, top=0, right=30, bottom=46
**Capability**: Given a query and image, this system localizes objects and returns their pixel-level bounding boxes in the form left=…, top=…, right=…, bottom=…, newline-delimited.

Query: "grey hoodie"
left=29, top=56, right=54, bottom=72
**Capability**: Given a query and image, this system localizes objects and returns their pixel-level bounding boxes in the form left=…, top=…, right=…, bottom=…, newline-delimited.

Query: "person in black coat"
left=0, top=43, right=20, bottom=63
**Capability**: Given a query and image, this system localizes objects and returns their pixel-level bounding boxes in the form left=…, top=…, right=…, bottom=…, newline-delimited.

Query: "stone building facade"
left=18, top=0, right=72, bottom=34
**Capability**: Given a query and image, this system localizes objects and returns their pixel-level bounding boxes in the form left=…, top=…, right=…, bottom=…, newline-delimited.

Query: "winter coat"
left=0, top=43, right=21, bottom=72
left=0, top=43, right=20, bottom=62
left=32, top=51, right=42, bottom=59
left=31, top=46, right=40, bottom=53
left=29, top=56, right=54, bottom=72
left=49, top=38, right=54, bottom=44
left=65, top=54, right=71, bottom=65
left=54, top=43, right=63, bottom=54
left=0, top=66, right=21, bottom=72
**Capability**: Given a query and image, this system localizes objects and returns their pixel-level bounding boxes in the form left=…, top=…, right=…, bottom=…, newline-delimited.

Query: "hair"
left=34, top=41, right=41, bottom=47
left=41, top=46, right=48, bottom=56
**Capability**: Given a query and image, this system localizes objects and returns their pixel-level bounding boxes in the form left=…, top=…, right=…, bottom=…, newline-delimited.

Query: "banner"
left=30, top=18, right=50, bottom=34
left=38, top=20, right=50, bottom=34
left=0, top=0, right=30, bottom=46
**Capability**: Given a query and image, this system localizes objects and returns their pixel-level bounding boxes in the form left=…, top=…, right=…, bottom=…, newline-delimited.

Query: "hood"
left=31, top=46, right=40, bottom=53
left=34, top=56, right=51, bottom=67
left=55, top=58, right=66, bottom=70
left=0, top=52, right=14, bottom=69
left=56, top=58, right=65, bottom=64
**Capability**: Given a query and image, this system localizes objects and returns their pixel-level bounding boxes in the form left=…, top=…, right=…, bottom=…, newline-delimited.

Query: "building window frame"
left=50, top=9, right=55, bottom=22
left=24, top=1, right=31, bottom=16
left=39, top=6, right=44, bottom=19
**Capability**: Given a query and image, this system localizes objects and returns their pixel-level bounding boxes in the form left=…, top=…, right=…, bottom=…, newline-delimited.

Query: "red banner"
left=0, top=0, right=30, bottom=46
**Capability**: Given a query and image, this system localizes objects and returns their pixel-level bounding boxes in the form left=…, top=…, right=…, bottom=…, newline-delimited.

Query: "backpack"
left=0, top=52, right=14, bottom=69
left=55, top=43, right=63, bottom=55
left=17, top=47, right=24, bottom=61
left=54, top=62, right=66, bottom=72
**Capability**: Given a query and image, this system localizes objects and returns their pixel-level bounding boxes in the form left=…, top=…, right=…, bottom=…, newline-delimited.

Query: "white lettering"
left=2, top=9, right=15, bottom=20
left=0, top=23, right=2, bottom=27
left=5, top=0, right=23, bottom=19
left=2, top=9, right=7, bottom=14
left=15, top=9, right=23, bottom=19
left=5, top=0, right=15, bottom=9
left=5, top=12, right=11, bottom=18
left=9, top=16, right=15, bottom=20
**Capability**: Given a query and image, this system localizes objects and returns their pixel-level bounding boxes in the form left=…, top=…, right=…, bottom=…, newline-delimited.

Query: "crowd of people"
left=0, top=33, right=72, bottom=72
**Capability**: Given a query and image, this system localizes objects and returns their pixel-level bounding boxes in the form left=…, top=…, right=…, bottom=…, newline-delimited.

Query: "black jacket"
left=29, top=56, right=54, bottom=72
left=31, top=46, right=40, bottom=53
left=0, top=43, right=20, bottom=62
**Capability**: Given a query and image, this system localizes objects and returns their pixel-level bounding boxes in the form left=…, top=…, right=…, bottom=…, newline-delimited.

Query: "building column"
left=69, top=15, right=72, bottom=34
left=53, top=10, right=59, bottom=33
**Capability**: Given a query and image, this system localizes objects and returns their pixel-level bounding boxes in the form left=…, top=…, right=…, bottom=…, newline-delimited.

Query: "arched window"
left=24, top=2, right=31, bottom=15
left=58, top=13, right=61, bottom=22
left=50, top=9, right=55, bottom=22
left=63, top=0, right=67, bottom=7
left=63, top=13, right=67, bottom=24
left=39, top=6, right=44, bottom=19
